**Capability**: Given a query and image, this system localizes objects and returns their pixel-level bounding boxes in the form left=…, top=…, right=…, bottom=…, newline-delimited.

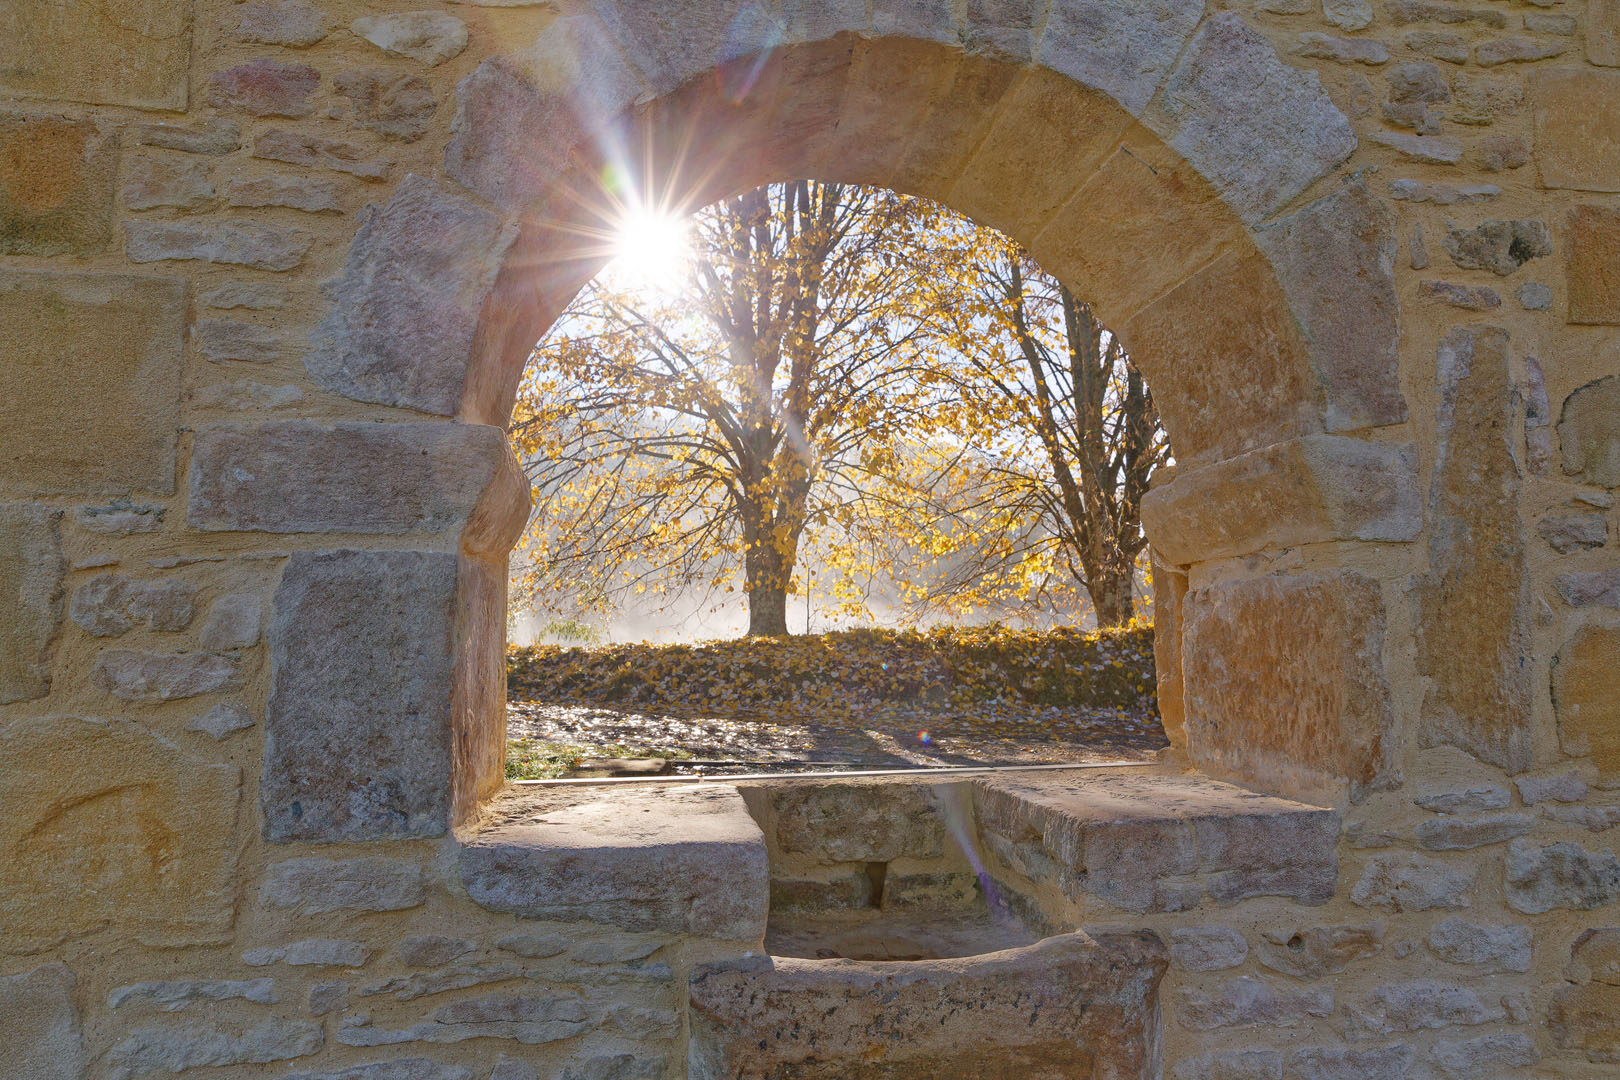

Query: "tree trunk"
left=1087, top=568, right=1135, bottom=629
left=747, top=582, right=791, bottom=637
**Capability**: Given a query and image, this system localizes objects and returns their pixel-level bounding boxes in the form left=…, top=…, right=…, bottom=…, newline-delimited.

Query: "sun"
left=607, top=206, right=692, bottom=294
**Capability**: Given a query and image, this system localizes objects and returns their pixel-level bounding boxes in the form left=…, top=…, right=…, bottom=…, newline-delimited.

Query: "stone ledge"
left=458, top=785, right=770, bottom=942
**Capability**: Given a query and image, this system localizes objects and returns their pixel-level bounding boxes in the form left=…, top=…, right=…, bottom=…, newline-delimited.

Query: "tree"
left=899, top=229, right=1169, bottom=628
left=513, top=181, right=951, bottom=637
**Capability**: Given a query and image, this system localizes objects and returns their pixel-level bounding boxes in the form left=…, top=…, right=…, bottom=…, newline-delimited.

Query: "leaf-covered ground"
left=506, top=625, right=1166, bottom=778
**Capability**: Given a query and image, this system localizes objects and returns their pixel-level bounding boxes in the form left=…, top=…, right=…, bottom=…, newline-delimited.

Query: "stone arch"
left=272, top=3, right=1422, bottom=834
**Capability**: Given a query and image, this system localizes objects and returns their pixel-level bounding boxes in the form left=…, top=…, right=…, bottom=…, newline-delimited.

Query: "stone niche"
left=0, top=0, right=191, bottom=111
left=0, top=269, right=185, bottom=496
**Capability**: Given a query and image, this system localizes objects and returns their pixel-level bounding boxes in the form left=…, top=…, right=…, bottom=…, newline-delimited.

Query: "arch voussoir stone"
left=1037, top=0, right=1205, bottom=115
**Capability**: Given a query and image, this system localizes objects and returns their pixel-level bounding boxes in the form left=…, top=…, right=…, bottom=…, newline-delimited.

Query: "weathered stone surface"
left=338, top=991, right=591, bottom=1048
left=1442, top=219, right=1550, bottom=276
left=1405, top=30, right=1468, bottom=64
left=122, top=155, right=216, bottom=212
left=1466, top=135, right=1529, bottom=173
left=0, top=0, right=191, bottom=109
left=1414, top=785, right=1510, bottom=813
left=307, top=983, right=347, bottom=1017
left=74, top=502, right=162, bottom=535
left=1367, top=130, right=1461, bottom=164
left=0, top=505, right=63, bottom=705
left=1389, top=179, right=1498, bottom=204
left=208, top=58, right=320, bottom=117
left=1296, top=31, right=1387, bottom=64
left=1170, top=926, right=1249, bottom=971
left=188, top=703, right=255, bottom=740
left=70, top=574, right=197, bottom=636
left=0, top=270, right=184, bottom=496
left=1553, top=621, right=1620, bottom=781
left=93, top=650, right=239, bottom=702
left=0, top=964, right=86, bottom=1079
left=335, top=70, right=438, bottom=141
left=1557, top=568, right=1620, bottom=608
left=496, top=933, right=567, bottom=959
left=1533, top=70, right=1620, bottom=192
left=1506, top=839, right=1620, bottom=913
left=1171, top=1049, right=1281, bottom=1080
left=1540, top=513, right=1608, bottom=552
left=1567, top=204, right=1620, bottom=325
left=254, top=129, right=391, bottom=180
left=199, top=593, right=263, bottom=650
left=1142, top=436, right=1419, bottom=566
left=1162, top=13, right=1356, bottom=222
left=1559, top=375, right=1620, bottom=484
left=308, top=176, right=513, bottom=415
left=235, top=0, right=328, bottom=47
left=1518, top=772, right=1588, bottom=805
left=770, top=782, right=946, bottom=861
left=1035, top=0, right=1202, bottom=113
left=975, top=770, right=1340, bottom=912
left=0, top=717, right=240, bottom=952
left=1451, top=71, right=1521, bottom=124
left=691, top=931, right=1166, bottom=1078
left=359, top=961, right=525, bottom=1002
left=200, top=281, right=287, bottom=309
left=1420, top=279, right=1501, bottom=309
left=1351, top=852, right=1474, bottom=911
left=1181, top=571, right=1397, bottom=803
left=1414, top=325, right=1531, bottom=773
left=108, top=1018, right=323, bottom=1078
left=286, top=1061, right=473, bottom=1080
left=126, top=219, right=313, bottom=270
left=353, top=13, right=468, bottom=66
left=1178, top=976, right=1331, bottom=1030
left=109, top=978, right=277, bottom=1011
left=1477, top=37, right=1564, bottom=66
left=195, top=319, right=281, bottom=364
left=227, top=174, right=341, bottom=212
left=1552, top=980, right=1620, bottom=1062
left=1430, top=1032, right=1537, bottom=1078
left=260, top=857, right=425, bottom=914
left=1550, top=805, right=1620, bottom=831
left=1426, top=916, right=1531, bottom=971
left=398, top=936, right=477, bottom=967
left=191, top=381, right=305, bottom=411
left=1569, top=928, right=1620, bottom=985
left=1256, top=923, right=1382, bottom=977
left=263, top=549, right=458, bottom=841
left=189, top=420, right=510, bottom=536
left=134, top=119, right=240, bottom=156
left=246, top=939, right=371, bottom=967
left=1288, top=1044, right=1412, bottom=1080
left=461, top=786, right=768, bottom=940
left=1253, top=179, right=1405, bottom=429
left=1343, top=980, right=1502, bottom=1037
left=1416, top=812, right=1536, bottom=850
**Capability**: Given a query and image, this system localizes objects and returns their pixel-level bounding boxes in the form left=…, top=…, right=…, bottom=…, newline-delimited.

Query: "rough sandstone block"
left=1162, top=12, right=1357, bottom=222
left=207, top=59, right=321, bottom=117
left=353, top=12, right=469, bottom=66
left=263, top=550, right=459, bottom=842
left=0, top=0, right=191, bottom=110
left=1256, top=923, right=1382, bottom=977
left=1141, top=435, right=1420, bottom=566
left=0, top=504, right=63, bottom=705
left=460, top=786, right=769, bottom=941
left=92, top=650, right=241, bottom=702
left=0, top=964, right=86, bottom=1080
left=1351, top=852, right=1474, bottom=912
left=188, top=420, right=511, bottom=537
left=1595, top=0, right=1620, bottom=66
left=690, top=931, right=1166, bottom=1079
left=69, top=574, right=197, bottom=636
left=1505, top=839, right=1620, bottom=913
left=126, top=219, right=313, bottom=271
left=308, top=175, right=515, bottom=415
left=1414, top=326, right=1531, bottom=773
left=1037, top=0, right=1203, bottom=113
left=259, top=856, right=425, bottom=914
left=1566, top=206, right=1620, bottom=326
left=1553, top=621, right=1620, bottom=783
left=0, top=269, right=184, bottom=496
left=770, top=782, right=947, bottom=862
left=0, top=113, right=116, bottom=256
left=1532, top=68, right=1620, bottom=192
left=0, top=717, right=241, bottom=952
left=1182, top=571, right=1398, bottom=803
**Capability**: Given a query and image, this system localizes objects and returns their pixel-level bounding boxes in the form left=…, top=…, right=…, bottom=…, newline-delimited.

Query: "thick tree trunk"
left=1087, top=569, right=1135, bottom=629
left=747, top=583, right=791, bottom=637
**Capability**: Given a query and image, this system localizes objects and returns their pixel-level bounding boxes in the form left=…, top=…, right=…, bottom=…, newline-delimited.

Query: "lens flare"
left=607, top=205, right=691, bottom=293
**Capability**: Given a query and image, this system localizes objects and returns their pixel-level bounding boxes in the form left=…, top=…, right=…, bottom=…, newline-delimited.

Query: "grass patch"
left=505, top=737, right=696, bottom=780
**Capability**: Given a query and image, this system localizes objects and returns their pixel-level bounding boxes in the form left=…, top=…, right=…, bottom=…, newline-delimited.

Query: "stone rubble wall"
left=1, top=0, right=1618, bottom=1078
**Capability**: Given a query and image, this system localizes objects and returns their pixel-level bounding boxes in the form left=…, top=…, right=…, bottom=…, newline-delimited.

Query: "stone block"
left=126, top=219, right=313, bottom=270
left=287, top=1061, right=472, bottom=1080
left=1596, top=0, right=1620, bottom=66
left=260, top=857, right=424, bottom=914
left=1351, top=852, right=1474, bottom=911
left=1429, top=1033, right=1537, bottom=1078
left=1141, top=436, right=1420, bottom=566
left=1415, top=812, right=1536, bottom=850
left=1426, top=917, right=1531, bottom=972
left=188, top=420, right=511, bottom=537
left=1539, top=513, right=1608, bottom=552
left=1171, top=1050, right=1281, bottom=1080
left=199, top=593, right=263, bottom=650
left=227, top=174, right=340, bottom=213
left=690, top=931, right=1166, bottom=1078
left=1178, top=976, right=1332, bottom=1029
left=460, top=786, right=769, bottom=941
left=1506, top=839, right=1620, bottom=913
left=0, top=505, right=63, bottom=705
left=263, top=549, right=459, bottom=842
left=134, top=118, right=240, bottom=156
left=1343, top=980, right=1502, bottom=1038
left=188, top=703, right=255, bottom=740
left=1552, top=982, right=1620, bottom=1062
left=122, top=155, right=216, bottom=212
left=1414, top=325, right=1532, bottom=773
left=1256, top=923, right=1382, bottom=977
left=0, top=964, right=85, bottom=1080
left=70, top=574, right=197, bottom=636
left=0, top=113, right=116, bottom=256
left=1181, top=571, right=1397, bottom=803
left=1414, top=785, right=1510, bottom=813
left=1442, top=219, right=1550, bottom=276
left=1288, top=1045, right=1412, bottom=1080
left=1035, top=0, right=1202, bottom=113
left=1162, top=12, right=1357, bottom=222
left=769, top=782, right=946, bottom=862
left=92, top=650, right=240, bottom=702
left=1553, top=621, right=1620, bottom=782
left=353, top=12, right=469, bottom=66
left=1123, top=251, right=1320, bottom=467
left=207, top=59, right=321, bottom=117
left=107, top=1018, right=323, bottom=1078
left=1255, top=179, right=1406, bottom=430
left=1557, top=568, right=1620, bottom=608
left=108, top=978, right=277, bottom=1010
left=0, top=716, right=240, bottom=952
left=194, top=319, right=281, bottom=364
left=308, top=175, right=514, bottom=415
left=334, top=71, right=438, bottom=142
left=0, top=270, right=184, bottom=497
left=1169, top=926, right=1249, bottom=971
left=336, top=991, right=591, bottom=1048
left=397, top=936, right=477, bottom=968
left=0, top=0, right=191, bottom=110
left=246, top=939, right=371, bottom=967
left=1532, top=69, right=1620, bottom=192
left=235, top=1, right=329, bottom=47
left=253, top=129, right=391, bottom=180
left=1559, top=375, right=1620, bottom=484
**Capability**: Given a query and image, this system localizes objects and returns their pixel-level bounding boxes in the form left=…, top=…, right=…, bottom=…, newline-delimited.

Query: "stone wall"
left=1, top=0, right=1618, bottom=1077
